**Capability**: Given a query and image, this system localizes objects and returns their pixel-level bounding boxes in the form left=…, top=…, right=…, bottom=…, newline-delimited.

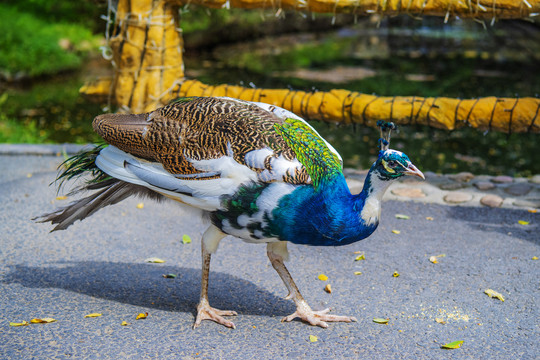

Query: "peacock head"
left=371, top=121, right=424, bottom=181
left=372, top=149, right=424, bottom=181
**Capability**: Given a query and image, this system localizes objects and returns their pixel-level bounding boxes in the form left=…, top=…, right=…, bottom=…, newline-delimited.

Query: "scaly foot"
left=193, top=301, right=237, bottom=329
left=282, top=307, right=357, bottom=328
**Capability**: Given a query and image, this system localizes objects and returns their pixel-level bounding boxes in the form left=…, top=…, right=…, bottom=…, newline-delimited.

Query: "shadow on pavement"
left=445, top=205, right=538, bottom=244
left=2, top=261, right=294, bottom=317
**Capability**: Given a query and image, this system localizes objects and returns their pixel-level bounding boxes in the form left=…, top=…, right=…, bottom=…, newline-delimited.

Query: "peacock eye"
left=387, top=160, right=398, bottom=168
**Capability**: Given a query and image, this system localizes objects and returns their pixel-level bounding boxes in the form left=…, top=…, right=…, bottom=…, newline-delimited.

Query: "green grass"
left=0, top=4, right=101, bottom=79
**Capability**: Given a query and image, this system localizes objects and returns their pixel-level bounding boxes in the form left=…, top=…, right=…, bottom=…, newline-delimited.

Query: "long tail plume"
left=53, top=145, right=108, bottom=192
left=35, top=145, right=163, bottom=231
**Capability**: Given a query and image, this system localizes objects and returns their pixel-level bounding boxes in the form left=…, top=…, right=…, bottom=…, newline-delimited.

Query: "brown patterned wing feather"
left=93, top=97, right=310, bottom=184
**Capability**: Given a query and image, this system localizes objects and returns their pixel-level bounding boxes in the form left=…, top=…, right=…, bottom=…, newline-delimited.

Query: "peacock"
left=37, top=96, right=424, bottom=329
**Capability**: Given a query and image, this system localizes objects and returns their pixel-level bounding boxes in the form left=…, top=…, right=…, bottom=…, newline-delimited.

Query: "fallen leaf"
left=395, top=214, right=410, bottom=220
left=353, top=271, right=362, bottom=275
left=9, top=321, right=29, bottom=327
left=527, top=209, right=537, bottom=213
left=318, top=274, right=328, bottom=281
left=435, top=318, right=446, bottom=325
left=136, top=202, right=144, bottom=209
left=429, top=254, right=446, bottom=264
left=484, top=289, right=505, bottom=302
left=84, top=313, right=102, bottom=318
left=518, top=220, right=529, bottom=225
left=353, top=250, right=363, bottom=254
left=30, top=318, right=56, bottom=324
left=324, top=284, right=332, bottom=293
left=354, top=253, right=365, bottom=261
left=182, top=234, right=191, bottom=244
left=162, top=274, right=177, bottom=278
left=309, top=335, right=318, bottom=342
left=441, top=340, right=464, bottom=349
left=391, top=230, right=401, bottom=234
left=145, top=257, right=165, bottom=263
left=121, top=321, right=130, bottom=326
left=393, top=271, right=400, bottom=277
left=136, top=312, right=148, bottom=320
left=55, top=196, right=67, bottom=200
left=26, top=173, right=33, bottom=178
left=373, top=318, right=389, bottom=324
left=532, top=256, right=538, bottom=260
left=426, top=216, right=434, bottom=220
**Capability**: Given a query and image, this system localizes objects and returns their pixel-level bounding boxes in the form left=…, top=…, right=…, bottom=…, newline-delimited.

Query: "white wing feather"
left=96, top=146, right=257, bottom=211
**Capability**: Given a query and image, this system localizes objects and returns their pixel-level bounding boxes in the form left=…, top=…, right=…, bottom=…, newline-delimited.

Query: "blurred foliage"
left=180, top=7, right=265, bottom=34
left=0, top=93, right=49, bottom=143
left=0, top=3, right=102, bottom=80
left=0, top=75, right=103, bottom=144
left=2, top=0, right=103, bottom=30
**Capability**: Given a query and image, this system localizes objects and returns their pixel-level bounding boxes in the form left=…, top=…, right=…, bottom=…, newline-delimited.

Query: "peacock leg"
left=193, top=225, right=237, bottom=329
left=267, top=242, right=357, bottom=328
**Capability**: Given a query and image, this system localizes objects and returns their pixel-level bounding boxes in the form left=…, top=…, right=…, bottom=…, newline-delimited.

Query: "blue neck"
left=271, top=169, right=390, bottom=246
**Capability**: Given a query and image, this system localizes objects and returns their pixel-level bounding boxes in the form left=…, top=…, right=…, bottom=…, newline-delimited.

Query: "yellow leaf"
left=426, top=216, right=434, bottom=220
left=136, top=312, right=148, bottom=320
left=309, top=335, right=318, bottom=342
left=136, top=202, right=144, bottom=209
left=373, top=318, right=389, bottom=324
left=84, top=313, right=102, bottom=318
left=353, top=271, right=362, bottom=275
left=26, top=173, right=33, bottom=178
left=532, top=256, right=538, bottom=260
left=393, top=271, right=400, bottom=277
left=9, top=321, right=29, bottom=327
left=182, top=234, right=191, bottom=244
left=324, top=284, right=332, bottom=293
left=354, top=253, right=365, bottom=261
left=55, top=196, right=67, bottom=200
left=30, top=318, right=56, bottom=324
left=395, top=214, right=410, bottom=220
left=429, top=254, right=446, bottom=264
left=527, top=209, right=537, bottom=213
left=441, top=340, right=464, bottom=349
left=518, top=220, right=529, bottom=225
left=435, top=318, right=446, bottom=325
left=391, top=230, right=401, bottom=234
left=484, top=289, right=505, bottom=302
left=145, top=257, right=165, bottom=263
left=318, top=274, right=328, bottom=281
left=121, top=321, right=129, bottom=326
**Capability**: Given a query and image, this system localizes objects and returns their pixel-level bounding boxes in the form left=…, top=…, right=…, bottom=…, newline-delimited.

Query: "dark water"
left=3, top=17, right=539, bottom=175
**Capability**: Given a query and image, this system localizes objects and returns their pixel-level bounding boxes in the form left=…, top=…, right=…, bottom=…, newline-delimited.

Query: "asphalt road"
left=0, top=153, right=538, bottom=359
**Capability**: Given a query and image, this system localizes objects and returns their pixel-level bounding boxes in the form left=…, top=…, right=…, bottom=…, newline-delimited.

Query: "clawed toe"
left=194, top=303, right=237, bottom=329
left=282, top=308, right=357, bottom=328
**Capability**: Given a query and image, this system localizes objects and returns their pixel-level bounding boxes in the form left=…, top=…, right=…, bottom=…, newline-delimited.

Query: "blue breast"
left=269, top=175, right=378, bottom=246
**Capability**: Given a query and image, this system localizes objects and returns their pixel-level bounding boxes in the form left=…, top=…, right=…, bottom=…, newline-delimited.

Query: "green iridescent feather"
left=54, top=144, right=110, bottom=194
left=274, top=118, right=342, bottom=189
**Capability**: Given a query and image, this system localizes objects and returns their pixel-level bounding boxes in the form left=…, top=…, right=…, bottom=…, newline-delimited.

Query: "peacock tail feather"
left=55, top=145, right=110, bottom=194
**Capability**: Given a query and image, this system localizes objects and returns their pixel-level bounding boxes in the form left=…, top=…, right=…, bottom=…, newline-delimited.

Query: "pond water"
left=3, top=16, right=539, bottom=176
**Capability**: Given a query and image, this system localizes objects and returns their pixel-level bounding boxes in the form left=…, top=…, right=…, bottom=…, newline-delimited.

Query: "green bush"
left=0, top=4, right=101, bottom=79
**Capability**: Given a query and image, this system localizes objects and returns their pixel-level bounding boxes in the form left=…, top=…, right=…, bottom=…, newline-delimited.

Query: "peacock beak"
left=404, top=163, right=425, bottom=179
